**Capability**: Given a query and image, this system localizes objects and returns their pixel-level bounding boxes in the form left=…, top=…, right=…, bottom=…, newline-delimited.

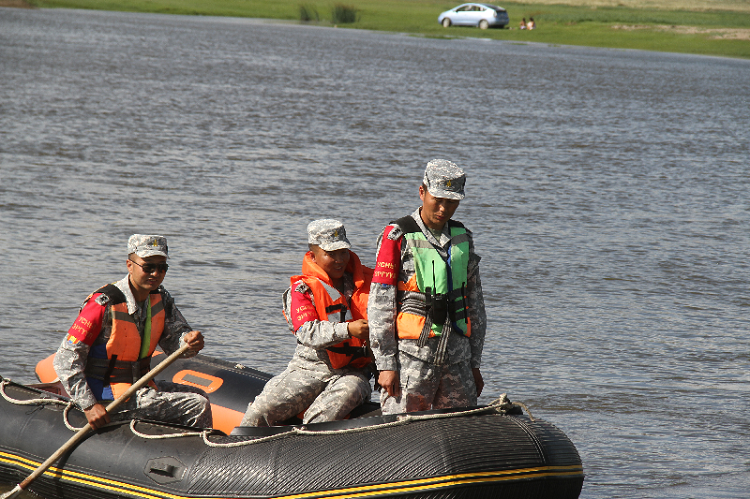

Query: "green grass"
left=26, top=0, right=750, bottom=59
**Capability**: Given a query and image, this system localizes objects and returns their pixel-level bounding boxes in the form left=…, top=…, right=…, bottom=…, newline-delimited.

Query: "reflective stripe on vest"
left=396, top=222, right=471, bottom=340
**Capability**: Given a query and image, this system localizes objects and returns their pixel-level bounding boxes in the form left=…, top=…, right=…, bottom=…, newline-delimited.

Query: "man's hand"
left=472, top=368, right=484, bottom=397
left=183, top=330, right=204, bottom=353
left=347, top=320, right=369, bottom=340
left=84, top=402, right=110, bottom=430
left=378, top=370, right=400, bottom=397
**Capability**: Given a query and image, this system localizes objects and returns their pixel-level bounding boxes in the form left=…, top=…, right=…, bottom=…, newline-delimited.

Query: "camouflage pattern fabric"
left=127, top=234, right=169, bottom=258
left=240, top=367, right=371, bottom=426
left=380, top=352, right=477, bottom=414
left=422, top=159, right=466, bottom=200
left=110, top=380, right=212, bottom=428
left=306, top=219, right=352, bottom=252
left=368, top=209, right=487, bottom=415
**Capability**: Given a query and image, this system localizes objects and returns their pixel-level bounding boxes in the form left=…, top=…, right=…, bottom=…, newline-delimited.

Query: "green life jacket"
left=394, top=216, right=471, bottom=345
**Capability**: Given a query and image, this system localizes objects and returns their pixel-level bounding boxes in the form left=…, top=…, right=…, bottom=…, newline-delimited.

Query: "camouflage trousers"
left=380, top=352, right=477, bottom=415
left=109, top=379, right=213, bottom=428
left=240, top=367, right=371, bottom=426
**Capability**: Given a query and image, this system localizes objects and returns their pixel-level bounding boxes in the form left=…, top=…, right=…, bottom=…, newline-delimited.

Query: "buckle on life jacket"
left=325, top=303, right=347, bottom=322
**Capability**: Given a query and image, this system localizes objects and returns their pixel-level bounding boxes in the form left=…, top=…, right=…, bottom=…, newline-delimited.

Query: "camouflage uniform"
left=55, top=272, right=212, bottom=428
left=368, top=161, right=487, bottom=415
left=241, top=220, right=372, bottom=427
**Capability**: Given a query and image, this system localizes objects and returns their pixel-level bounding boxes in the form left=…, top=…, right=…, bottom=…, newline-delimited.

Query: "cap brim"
left=136, top=250, right=169, bottom=259
left=318, top=241, right=351, bottom=252
left=427, top=188, right=465, bottom=201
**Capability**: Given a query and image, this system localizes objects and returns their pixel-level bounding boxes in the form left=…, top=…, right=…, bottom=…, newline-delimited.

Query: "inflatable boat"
left=0, top=353, right=584, bottom=499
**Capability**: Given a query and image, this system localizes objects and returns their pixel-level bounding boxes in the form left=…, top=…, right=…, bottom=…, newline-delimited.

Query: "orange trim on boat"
left=171, top=370, right=223, bottom=393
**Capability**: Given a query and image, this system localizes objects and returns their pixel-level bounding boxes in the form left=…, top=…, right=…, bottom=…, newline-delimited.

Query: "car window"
left=456, top=5, right=471, bottom=11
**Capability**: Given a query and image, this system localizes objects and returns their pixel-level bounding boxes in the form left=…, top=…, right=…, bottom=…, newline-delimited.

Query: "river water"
left=1, top=7, right=749, bottom=498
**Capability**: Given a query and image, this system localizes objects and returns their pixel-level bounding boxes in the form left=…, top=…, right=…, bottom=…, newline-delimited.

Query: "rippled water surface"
left=1, top=7, right=749, bottom=498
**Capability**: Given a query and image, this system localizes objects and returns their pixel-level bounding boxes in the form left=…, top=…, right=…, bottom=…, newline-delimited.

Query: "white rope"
left=202, top=429, right=296, bottom=447
left=127, top=399, right=518, bottom=449
left=199, top=395, right=529, bottom=448
left=2, top=379, right=533, bottom=448
left=62, top=403, right=86, bottom=431
left=129, top=419, right=209, bottom=440
left=0, top=380, right=70, bottom=407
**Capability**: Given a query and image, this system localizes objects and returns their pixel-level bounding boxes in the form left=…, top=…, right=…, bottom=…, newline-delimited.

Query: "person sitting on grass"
left=240, top=219, right=374, bottom=426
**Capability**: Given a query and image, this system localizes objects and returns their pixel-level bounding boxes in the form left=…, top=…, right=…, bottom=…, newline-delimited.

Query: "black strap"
left=85, top=356, right=152, bottom=385
left=391, top=216, right=465, bottom=235
left=103, top=354, right=118, bottom=386
left=94, top=284, right=127, bottom=305
left=327, top=345, right=365, bottom=356
left=325, top=303, right=347, bottom=322
left=391, top=215, right=420, bottom=234
left=327, top=344, right=368, bottom=361
left=399, top=292, right=468, bottom=320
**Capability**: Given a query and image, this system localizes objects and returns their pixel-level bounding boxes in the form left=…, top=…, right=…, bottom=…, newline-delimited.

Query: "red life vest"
left=289, top=251, right=373, bottom=369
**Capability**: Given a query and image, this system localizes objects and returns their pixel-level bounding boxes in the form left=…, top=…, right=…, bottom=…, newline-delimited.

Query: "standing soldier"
left=53, top=234, right=213, bottom=430
left=368, top=159, right=487, bottom=414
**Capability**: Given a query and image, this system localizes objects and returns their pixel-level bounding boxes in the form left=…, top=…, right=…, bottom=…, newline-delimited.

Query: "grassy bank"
left=17, top=0, right=750, bottom=58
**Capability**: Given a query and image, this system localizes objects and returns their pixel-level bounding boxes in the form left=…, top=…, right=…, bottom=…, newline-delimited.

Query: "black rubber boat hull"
left=0, top=375, right=583, bottom=499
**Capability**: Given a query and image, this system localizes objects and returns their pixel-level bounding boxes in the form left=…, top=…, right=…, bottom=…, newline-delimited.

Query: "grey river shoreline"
left=1, top=7, right=749, bottom=498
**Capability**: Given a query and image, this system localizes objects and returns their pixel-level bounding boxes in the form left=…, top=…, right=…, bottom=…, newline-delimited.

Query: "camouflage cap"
left=423, top=159, right=466, bottom=200
left=128, top=234, right=169, bottom=259
left=307, top=219, right=351, bottom=252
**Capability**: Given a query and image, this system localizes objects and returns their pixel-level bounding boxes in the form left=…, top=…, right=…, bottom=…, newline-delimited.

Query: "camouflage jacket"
left=367, top=208, right=487, bottom=370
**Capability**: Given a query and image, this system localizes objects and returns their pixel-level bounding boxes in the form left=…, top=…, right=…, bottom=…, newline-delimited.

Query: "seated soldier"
left=53, top=234, right=213, bottom=430
left=241, top=219, right=373, bottom=426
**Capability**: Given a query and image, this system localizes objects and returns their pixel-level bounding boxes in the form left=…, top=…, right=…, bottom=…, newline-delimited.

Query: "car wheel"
left=442, top=18, right=451, bottom=28
left=479, top=20, right=489, bottom=29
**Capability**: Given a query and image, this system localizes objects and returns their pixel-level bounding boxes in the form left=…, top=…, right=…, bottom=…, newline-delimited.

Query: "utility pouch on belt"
left=431, top=292, right=449, bottom=327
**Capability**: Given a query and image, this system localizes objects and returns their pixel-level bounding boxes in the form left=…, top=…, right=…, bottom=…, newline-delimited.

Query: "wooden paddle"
left=1, top=343, right=193, bottom=499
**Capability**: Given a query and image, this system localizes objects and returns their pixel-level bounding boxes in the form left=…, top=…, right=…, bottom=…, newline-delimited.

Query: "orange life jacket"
left=84, top=284, right=165, bottom=399
left=290, top=251, right=373, bottom=369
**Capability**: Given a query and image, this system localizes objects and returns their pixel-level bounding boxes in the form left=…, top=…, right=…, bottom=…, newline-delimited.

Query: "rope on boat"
left=128, top=419, right=211, bottom=441
left=2, top=379, right=534, bottom=448
left=127, top=394, right=533, bottom=448
left=63, top=403, right=86, bottom=431
left=0, top=379, right=90, bottom=432
left=198, top=394, right=535, bottom=448
left=0, top=380, right=70, bottom=407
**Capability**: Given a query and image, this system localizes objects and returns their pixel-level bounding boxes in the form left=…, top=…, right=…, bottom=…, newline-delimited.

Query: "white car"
left=438, top=3, right=510, bottom=29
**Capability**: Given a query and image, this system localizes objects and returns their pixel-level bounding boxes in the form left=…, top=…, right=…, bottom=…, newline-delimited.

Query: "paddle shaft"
left=1, top=343, right=192, bottom=499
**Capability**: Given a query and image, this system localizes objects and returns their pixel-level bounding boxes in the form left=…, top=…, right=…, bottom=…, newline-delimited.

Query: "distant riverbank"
left=6, top=0, right=750, bottom=58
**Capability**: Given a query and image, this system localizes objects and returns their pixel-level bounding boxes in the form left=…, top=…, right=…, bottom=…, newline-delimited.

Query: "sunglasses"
left=130, top=259, right=169, bottom=274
